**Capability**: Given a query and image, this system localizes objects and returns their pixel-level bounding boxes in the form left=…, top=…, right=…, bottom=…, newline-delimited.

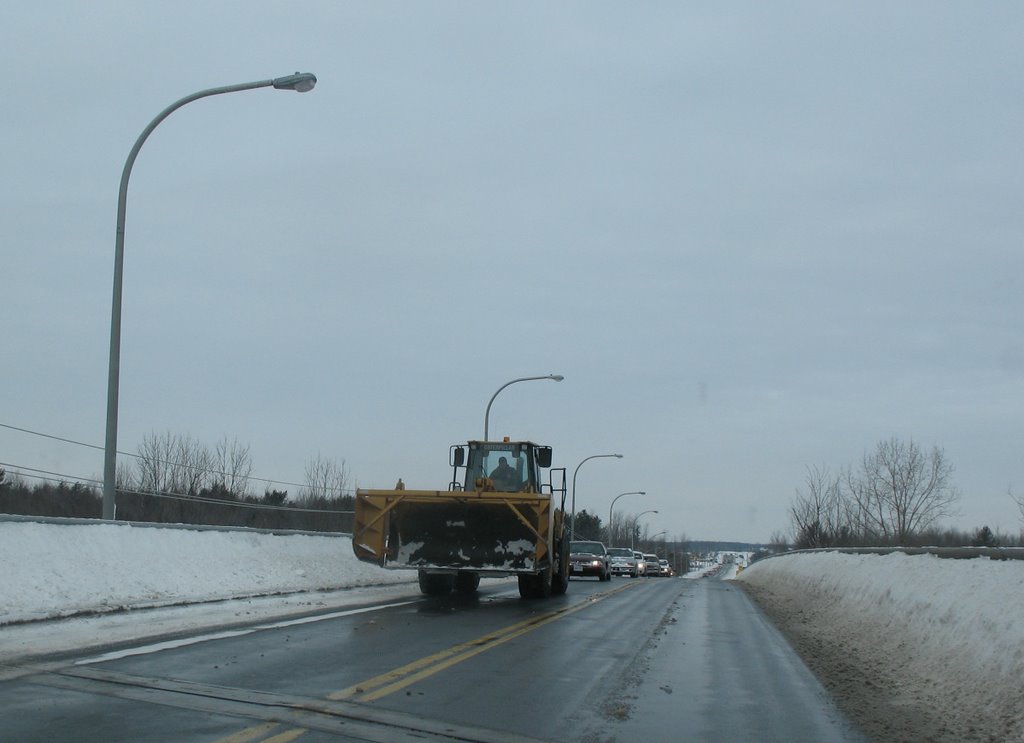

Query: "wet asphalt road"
left=0, top=574, right=866, bottom=742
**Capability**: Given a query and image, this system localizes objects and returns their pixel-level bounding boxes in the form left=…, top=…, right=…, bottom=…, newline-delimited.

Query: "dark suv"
left=569, top=541, right=611, bottom=581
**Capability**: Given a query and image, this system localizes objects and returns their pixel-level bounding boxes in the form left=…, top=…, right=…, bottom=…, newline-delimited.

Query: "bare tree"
left=302, top=453, right=350, bottom=502
left=790, top=464, right=847, bottom=548
left=175, top=433, right=211, bottom=495
left=115, top=459, right=133, bottom=490
left=134, top=431, right=175, bottom=494
left=768, top=530, right=789, bottom=553
left=212, top=436, right=253, bottom=497
left=852, top=437, right=959, bottom=545
left=1011, top=487, right=1024, bottom=524
left=606, top=514, right=635, bottom=546
left=844, top=460, right=889, bottom=543
left=133, top=431, right=213, bottom=495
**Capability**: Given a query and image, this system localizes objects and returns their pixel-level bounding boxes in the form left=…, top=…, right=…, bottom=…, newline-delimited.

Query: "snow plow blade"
left=352, top=488, right=554, bottom=573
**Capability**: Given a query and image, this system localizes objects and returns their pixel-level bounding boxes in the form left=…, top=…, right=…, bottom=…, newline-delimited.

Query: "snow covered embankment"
left=2, top=520, right=413, bottom=625
left=736, top=552, right=1024, bottom=743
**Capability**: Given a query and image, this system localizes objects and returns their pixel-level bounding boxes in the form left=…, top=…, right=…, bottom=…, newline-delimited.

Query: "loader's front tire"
left=418, top=571, right=454, bottom=596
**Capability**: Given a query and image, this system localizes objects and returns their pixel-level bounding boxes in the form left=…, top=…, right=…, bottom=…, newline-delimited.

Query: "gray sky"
left=2, top=2, right=1022, bottom=544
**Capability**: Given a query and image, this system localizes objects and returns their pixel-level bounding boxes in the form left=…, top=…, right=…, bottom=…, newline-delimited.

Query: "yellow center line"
left=260, top=729, right=307, bottom=743
left=213, top=581, right=637, bottom=741
left=328, top=613, right=543, bottom=700
left=215, top=722, right=281, bottom=743
left=334, top=581, right=637, bottom=703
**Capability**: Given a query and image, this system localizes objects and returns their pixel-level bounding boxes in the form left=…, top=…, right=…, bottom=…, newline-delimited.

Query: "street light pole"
left=631, top=509, right=658, bottom=550
left=607, top=490, right=645, bottom=542
left=650, top=530, right=667, bottom=553
left=569, top=453, right=623, bottom=540
left=102, top=72, right=318, bottom=520
left=483, top=374, right=563, bottom=441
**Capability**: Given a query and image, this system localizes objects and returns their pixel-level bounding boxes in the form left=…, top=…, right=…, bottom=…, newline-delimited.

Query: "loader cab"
left=450, top=440, right=552, bottom=493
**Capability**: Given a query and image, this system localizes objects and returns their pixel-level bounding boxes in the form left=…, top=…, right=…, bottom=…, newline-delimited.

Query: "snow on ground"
left=737, top=551, right=1024, bottom=686
left=4, top=518, right=1023, bottom=741
left=3, top=520, right=414, bottom=625
left=1, top=519, right=426, bottom=662
left=736, top=551, right=1024, bottom=742
left=683, top=563, right=730, bottom=579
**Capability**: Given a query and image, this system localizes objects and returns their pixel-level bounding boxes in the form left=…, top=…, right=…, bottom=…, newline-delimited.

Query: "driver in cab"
left=489, top=456, right=520, bottom=491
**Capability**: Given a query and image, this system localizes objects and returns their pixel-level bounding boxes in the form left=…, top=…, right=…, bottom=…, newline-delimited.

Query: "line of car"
left=567, top=541, right=674, bottom=581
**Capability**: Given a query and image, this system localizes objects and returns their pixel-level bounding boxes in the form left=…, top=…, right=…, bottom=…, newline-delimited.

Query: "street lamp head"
left=550, top=374, right=565, bottom=381
left=570, top=449, right=624, bottom=540
left=273, top=72, right=317, bottom=92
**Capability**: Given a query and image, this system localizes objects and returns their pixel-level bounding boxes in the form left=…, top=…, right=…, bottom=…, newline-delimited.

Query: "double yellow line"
left=332, top=581, right=634, bottom=702
left=218, top=581, right=635, bottom=741
left=219, top=723, right=300, bottom=743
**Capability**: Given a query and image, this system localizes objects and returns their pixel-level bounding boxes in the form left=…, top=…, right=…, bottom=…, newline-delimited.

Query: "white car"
left=632, top=551, right=647, bottom=576
left=606, top=547, right=640, bottom=577
left=643, top=554, right=660, bottom=576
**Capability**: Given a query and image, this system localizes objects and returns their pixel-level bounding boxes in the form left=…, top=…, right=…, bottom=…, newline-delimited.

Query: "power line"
left=0, top=422, right=102, bottom=452
left=0, top=462, right=101, bottom=486
left=0, top=420, right=352, bottom=495
left=114, top=485, right=352, bottom=514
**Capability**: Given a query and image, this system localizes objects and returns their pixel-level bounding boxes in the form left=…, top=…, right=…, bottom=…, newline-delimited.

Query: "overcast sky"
left=2, top=3, right=1022, bottom=544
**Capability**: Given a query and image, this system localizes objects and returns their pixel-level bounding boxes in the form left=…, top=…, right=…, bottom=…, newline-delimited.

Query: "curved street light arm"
left=569, top=452, right=623, bottom=540
left=103, top=73, right=317, bottom=519
left=482, top=374, right=563, bottom=441
left=630, top=509, right=659, bottom=549
left=608, top=490, right=646, bottom=539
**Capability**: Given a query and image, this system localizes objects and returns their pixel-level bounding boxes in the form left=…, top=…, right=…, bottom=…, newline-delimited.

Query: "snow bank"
left=2, top=520, right=413, bottom=625
left=6, top=518, right=1022, bottom=742
left=737, top=552, right=1024, bottom=741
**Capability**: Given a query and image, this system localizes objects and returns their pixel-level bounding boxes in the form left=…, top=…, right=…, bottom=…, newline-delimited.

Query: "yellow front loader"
left=352, top=440, right=568, bottom=599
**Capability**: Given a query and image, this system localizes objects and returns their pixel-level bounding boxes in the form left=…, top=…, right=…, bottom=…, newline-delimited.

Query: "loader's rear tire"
left=454, top=571, right=480, bottom=594
left=550, top=527, right=570, bottom=596
left=552, top=568, right=569, bottom=595
left=518, top=567, right=553, bottom=599
left=418, top=571, right=454, bottom=596
left=537, top=567, right=552, bottom=597
left=552, top=548, right=569, bottom=596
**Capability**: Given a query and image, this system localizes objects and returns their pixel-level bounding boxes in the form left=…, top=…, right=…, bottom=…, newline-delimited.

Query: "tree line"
left=787, top=436, right=1022, bottom=549
left=0, top=432, right=354, bottom=533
